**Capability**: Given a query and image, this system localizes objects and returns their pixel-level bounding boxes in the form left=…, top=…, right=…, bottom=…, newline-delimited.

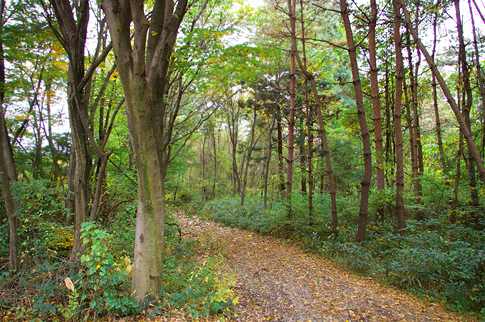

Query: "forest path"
left=178, top=214, right=468, bottom=322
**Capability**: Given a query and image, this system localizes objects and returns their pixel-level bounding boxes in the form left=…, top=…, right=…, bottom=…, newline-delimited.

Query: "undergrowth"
left=197, top=194, right=485, bottom=319
left=0, top=179, right=235, bottom=321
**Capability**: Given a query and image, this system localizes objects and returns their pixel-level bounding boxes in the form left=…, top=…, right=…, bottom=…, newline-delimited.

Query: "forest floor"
left=171, top=213, right=473, bottom=322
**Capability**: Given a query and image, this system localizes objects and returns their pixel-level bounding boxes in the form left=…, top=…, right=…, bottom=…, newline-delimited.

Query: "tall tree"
left=101, top=0, right=189, bottom=301
left=339, top=0, right=372, bottom=242
left=286, top=0, right=297, bottom=213
left=0, top=0, right=18, bottom=275
left=368, top=0, right=385, bottom=222
left=398, top=0, right=485, bottom=186
left=455, top=0, right=479, bottom=207
left=431, top=3, right=446, bottom=171
left=46, top=0, right=112, bottom=257
left=468, top=0, right=485, bottom=157
left=393, top=0, right=406, bottom=235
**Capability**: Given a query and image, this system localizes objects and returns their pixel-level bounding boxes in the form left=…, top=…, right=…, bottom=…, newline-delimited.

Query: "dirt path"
left=179, top=215, right=469, bottom=322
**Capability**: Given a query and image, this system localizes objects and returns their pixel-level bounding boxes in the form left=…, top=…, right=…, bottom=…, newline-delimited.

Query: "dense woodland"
left=0, top=0, right=485, bottom=319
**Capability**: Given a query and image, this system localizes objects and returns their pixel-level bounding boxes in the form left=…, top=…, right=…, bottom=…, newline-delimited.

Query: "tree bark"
left=276, top=103, right=285, bottom=194
left=294, top=52, right=338, bottom=236
left=241, top=107, right=262, bottom=206
left=0, top=0, right=18, bottom=274
left=369, top=0, right=385, bottom=222
left=398, top=0, right=485, bottom=186
left=468, top=0, right=485, bottom=158
left=48, top=0, right=93, bottom=258
left=299, top=1, right=313, bottom=224
left=431, top=8, right=446, bottom=172
left=263, top=120, right=275, bottom=210
left=101, top=0, right=188, bottom=301
left=286, top=0, right=297, bottom=214
left=455, top=0, right=479, bottom=207
left=393, top=0, right=406, bottom=235
left=340, top=0, right=372, bottom=242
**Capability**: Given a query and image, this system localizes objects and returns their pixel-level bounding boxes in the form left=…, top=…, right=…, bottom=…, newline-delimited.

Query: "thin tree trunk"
left=294, top=52, right=338, bottom=236
left=299, top=0, right=313, bottom=224
left=398, top=0, right=485, bottom=186
left=455, top=0, right=479, bottom=207
left=369, top=0, right=385, bottom=222
left=431, top=8, right=445, bottom=171
left=394, top=0, right=406, bottom=235
left=468, top=0, right=485, bottom=158
left=340, top=0, right=372, bottom=242
left=451, top=130, right=464, bottom=224
left=277, top=103, right=285, bottom=194
left=286, top=0, right=297, bottom=215
left=0, top=0, right=18, bottom=274
left=241, top=107, right=262, bottom=206
left=384, top=62, right=393, bottom=190
left=406, top=32, right=423, bottom=220
left=263, top=120, right=275, bottom=210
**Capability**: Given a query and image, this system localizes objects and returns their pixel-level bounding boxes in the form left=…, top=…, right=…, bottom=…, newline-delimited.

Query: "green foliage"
left=199, top=196, right=485, bottom=318
left=78, top=222, right=140, bottom=317
left=323, top=218, right=485, bottom=314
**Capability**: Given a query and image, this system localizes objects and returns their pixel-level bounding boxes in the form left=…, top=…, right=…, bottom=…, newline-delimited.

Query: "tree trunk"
left=241, top=107, right=261, bottom=206
left=451, top=130, right=464, bottom=224
left=299, top=0, right=313, bottom=224
left=0, top=0, right=18, bottom=274
left=369, top=0, right=385, bottom=222
left=393, top=0, right=406, bottom=235
left=468, top=0, right=485, bottom=158
left=294, top=53, right=337, bottom=236
left=398, top=0, right=485, bottom=186
left=286, top=0, right=297, bottom=214
left=276, top=103, right=285, bottom=194
left=101, top=0, right=188, bottom=301
left=48, top=0, right=93, bottom=258
left=263, top=121, right=275, bottom=210
left=340, top=0, right=372, bottom=242
left=406, top=32, right=423, bottom=220
left=455, top=0, right=479, bottom=207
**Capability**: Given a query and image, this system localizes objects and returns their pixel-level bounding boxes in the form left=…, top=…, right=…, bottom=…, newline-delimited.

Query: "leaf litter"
left=177, top=214, right=475, bottom=322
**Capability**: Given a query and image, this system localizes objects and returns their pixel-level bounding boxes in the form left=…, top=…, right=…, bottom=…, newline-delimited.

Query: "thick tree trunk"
left=393, top=0, right=406, bottom=235
left=398, top=0, right=485, bottom=186
left=340, top=0, right=372, bottom=242
left=101, top=0, right=188, bottom=301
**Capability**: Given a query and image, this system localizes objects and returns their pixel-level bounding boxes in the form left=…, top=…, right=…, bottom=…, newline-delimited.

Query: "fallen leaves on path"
left=178, top=214, right=472, bottom=322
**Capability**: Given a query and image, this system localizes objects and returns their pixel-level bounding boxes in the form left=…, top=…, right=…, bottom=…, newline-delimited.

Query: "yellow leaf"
left=151, top=31, right=158, bottom=36
left=64, top=277, right=75, bottom=293
left=232, top=296, right=240, bottom=306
